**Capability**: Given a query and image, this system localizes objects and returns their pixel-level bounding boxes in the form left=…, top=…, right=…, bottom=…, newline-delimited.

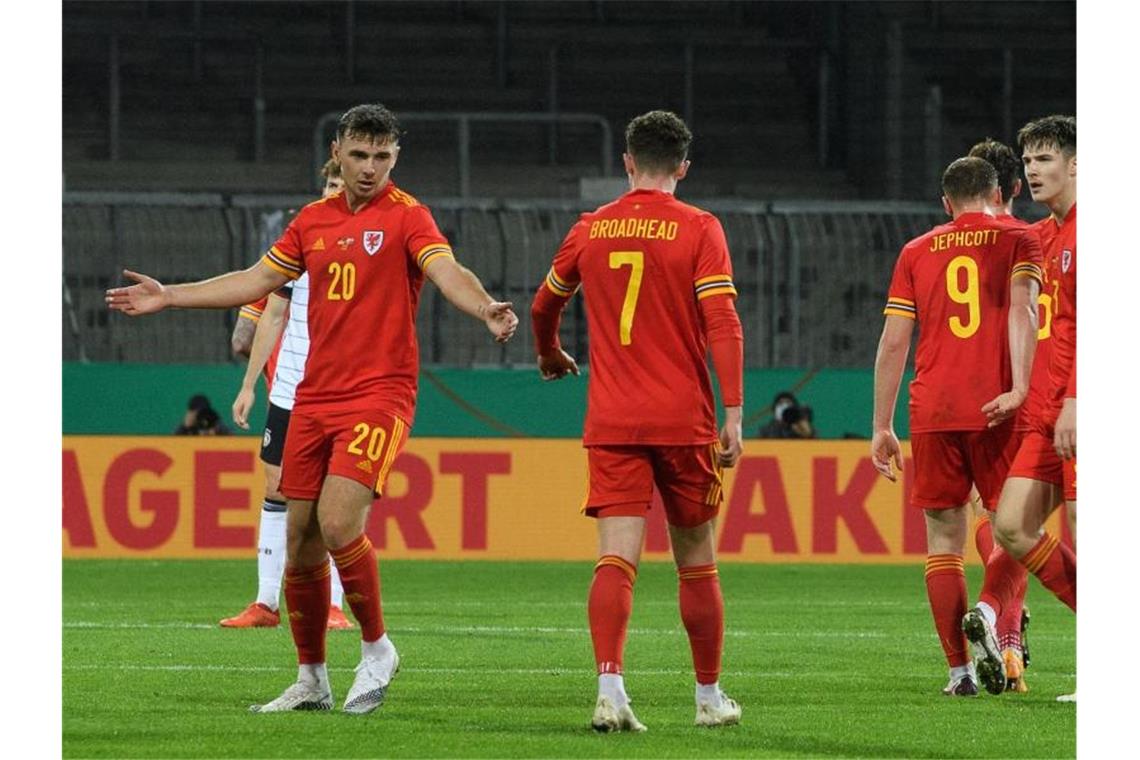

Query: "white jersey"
left=268, top=272, right=310, bottom=410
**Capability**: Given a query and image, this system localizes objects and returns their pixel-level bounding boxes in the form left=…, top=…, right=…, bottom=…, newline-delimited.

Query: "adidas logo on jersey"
left=312, top=237, right=326, bottom=251
left=356, top=460, right=374, bottom=474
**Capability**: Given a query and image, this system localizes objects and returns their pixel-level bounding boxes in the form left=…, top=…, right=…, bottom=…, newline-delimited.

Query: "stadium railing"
left=64, top=192, right=946, bottom=368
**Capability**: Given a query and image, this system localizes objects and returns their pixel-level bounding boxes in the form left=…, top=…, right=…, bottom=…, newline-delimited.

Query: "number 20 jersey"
left=259, top=182, right=453, bottom=422
left=884, top=211, right=1042, bottom=433
left=545, top=188, right=737, bottom=446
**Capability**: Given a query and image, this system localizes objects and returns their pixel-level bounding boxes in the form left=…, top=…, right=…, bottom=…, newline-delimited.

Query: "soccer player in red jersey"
left=963, top=115, right=1076, bottom=701
left=871, top=156, right=1042, bottom=697
left=531, top=111, right=745, bottom=732
left=107, top=104, right=519, bottom=714
left=961, top=138, right=1050, bottom=692
left=221, top=159, right=354, bottom=632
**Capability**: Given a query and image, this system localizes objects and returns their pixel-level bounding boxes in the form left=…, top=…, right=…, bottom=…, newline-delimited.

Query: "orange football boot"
left=220, top=602, right=280, bottom=628
left=1003, top=649, right=1029, bottom=694
left=327, top=605, right=356, bottom=630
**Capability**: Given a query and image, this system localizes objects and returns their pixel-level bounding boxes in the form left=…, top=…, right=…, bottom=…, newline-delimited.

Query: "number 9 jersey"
left=541, top=188, right=738, bottom=446
left=884, top=211, right=1042, bottom=433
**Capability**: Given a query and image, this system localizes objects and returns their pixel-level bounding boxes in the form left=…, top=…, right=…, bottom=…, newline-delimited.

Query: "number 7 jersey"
left=543, top=188, right=737, bottom=446
left=884, top=211, right=1042, bottom=433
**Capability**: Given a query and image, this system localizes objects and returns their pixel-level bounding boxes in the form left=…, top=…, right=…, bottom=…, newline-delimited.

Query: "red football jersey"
left=259, top=182, right=453, bottom=421
left=543, top=188, right=737, bottom=445
left=1019, top=214, right=1060, bottom=430
left=884, top=211, right=1043, bottom=433
left=237, top=296, right=283, bottom=395
left=1038, top=204, right=1077, bottom=429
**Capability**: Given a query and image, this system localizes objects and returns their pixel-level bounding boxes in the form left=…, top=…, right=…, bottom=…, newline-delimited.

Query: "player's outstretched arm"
left=232, top=292, right=289, bottom=430
left=871, top=315, right=913, bottom=482
left=106, top=262, right=289, bottom=316
left=983, top=275, right=1040, bottom=427
left=426, top=257, right=518, bottom=343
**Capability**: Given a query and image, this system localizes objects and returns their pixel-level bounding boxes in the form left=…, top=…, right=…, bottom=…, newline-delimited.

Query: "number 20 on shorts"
left=347, top=422, right=386, bottom=461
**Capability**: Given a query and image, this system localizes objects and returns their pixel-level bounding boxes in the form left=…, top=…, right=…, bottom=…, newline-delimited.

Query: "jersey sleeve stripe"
left=261, top=252, right=302, bottom=279
left=419, top=249, right=454, bottom=271
left=238, top=306, right=262, bottom=321
left=542, top=267, right=579, bottom=296
left=695, top=274, right=734, bottom=286
left=1011, top=263, right=1043, bottom=281
left=415, top=243, right=454, bottom=270
left=886, top=296, right=915, bottom=306
left=696, top=285, right=738, bottom=300
left=883, top=306, right=916, bottom=319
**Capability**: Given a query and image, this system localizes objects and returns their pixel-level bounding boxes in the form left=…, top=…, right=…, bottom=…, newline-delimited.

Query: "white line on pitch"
left=61, top=621, right=1074, bottom=643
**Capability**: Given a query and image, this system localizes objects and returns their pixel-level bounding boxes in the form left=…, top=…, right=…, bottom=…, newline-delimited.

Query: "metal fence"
left=63, top=192, right=954, bottom=369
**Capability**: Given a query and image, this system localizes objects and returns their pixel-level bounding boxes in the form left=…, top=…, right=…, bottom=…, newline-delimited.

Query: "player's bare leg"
left=992, top=478, right=1075, bottom=609
left=317, top=475, right=398, bottom=714
left=670, top=518, right=740, bottom=726
left=590, top=516, right=647, bottom=733
left=251, top=499, right=333, bottom=712
left=922, top=506, right=983, bottom=695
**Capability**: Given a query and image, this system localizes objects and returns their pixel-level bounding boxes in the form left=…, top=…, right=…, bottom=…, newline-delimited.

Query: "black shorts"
left=260, top=403, right=292, bottom=466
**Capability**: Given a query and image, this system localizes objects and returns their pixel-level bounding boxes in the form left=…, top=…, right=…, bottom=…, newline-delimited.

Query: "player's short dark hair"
left=941, top=157, right=998, bottom=203
left=1017, top=115, right=1076, bottom=158
left=321, top=158, right=342, bottom=180
left=336, top=103, right=402, bottom=144
left=625, top=110, right=692, bottom=174
left=968, top=138, right=1020, bottom=204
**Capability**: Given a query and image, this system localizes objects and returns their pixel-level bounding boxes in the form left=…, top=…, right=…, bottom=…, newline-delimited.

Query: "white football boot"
left=250, top=678, right=333, bottom=713
left=695, top=688, right=742, bottom=727
left=591, top=695, right=647, bottom=733
left=343, top=647, right=400, bottom=714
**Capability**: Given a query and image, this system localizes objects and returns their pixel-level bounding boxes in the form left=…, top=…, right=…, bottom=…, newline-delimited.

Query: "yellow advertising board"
left=62, top=437, right=1069, bottom=562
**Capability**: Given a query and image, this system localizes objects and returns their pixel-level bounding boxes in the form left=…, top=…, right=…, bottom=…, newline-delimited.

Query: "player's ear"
left=941, top=196, right=953, bottom=218
left=390, top=143, right=400, bottom=169
left=1067, top=155, right=1077, bottom=177
left=1011, top=178, right=1022, bottom=200
left=675, top=160, right=690, bottom=181
left=622, top=153, right=636, bottom=177
left=330, top=140, right=340, bottom=163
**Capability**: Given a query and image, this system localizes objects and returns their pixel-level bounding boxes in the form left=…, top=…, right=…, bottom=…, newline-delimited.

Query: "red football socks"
left=678, top=563, right=724, bottom=685
left=979, top=544, right=1028, bottom=620
left=284, top=562, right=331, bottom=665
left=589, top=555, right=637, bottom=675
left=1020, top=533, right=1076, bottom=611
left=924, top=554, right=969, bottom=667
left=974, top=513, right=994, bottom=563
left=330, top=534, right=386, bottom=642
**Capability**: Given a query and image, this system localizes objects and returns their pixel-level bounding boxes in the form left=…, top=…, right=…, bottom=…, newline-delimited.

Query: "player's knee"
left=991, top=512, right=1021, bottom=552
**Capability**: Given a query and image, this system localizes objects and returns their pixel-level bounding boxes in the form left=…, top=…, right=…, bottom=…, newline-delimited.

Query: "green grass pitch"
left=63, top=560, right=1075, bottom=758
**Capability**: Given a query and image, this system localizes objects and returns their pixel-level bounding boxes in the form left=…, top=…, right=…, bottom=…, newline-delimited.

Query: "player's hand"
left=870, top=429, right=903, bottom=482
left=1053, top=397, right=1076, bottom=460
left=232, top=386, right=256, bottom=430
left=717, top=413, right=744, bottom=468
left=105, top=269, right=170, bottom=316
left=538, top=349, right=579, bottom=381
left=981, top=388, right=1026, bottom=428
left=483, top=301, right=519, bottom=343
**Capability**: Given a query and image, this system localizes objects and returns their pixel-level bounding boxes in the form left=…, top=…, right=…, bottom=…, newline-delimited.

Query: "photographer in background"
left=757, top=391, right=815, bottom=439
left=174, top=394, right=231, bottom=436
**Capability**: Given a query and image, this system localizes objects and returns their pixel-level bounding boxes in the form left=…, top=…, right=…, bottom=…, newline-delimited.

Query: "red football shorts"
left=280, top=407, right=409, bottom=500
left=910, top=425, right=1022, bottom=511
left=1007, top=427, right=1077, bottom=502
left=584, top=444, right=722, bottom=528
